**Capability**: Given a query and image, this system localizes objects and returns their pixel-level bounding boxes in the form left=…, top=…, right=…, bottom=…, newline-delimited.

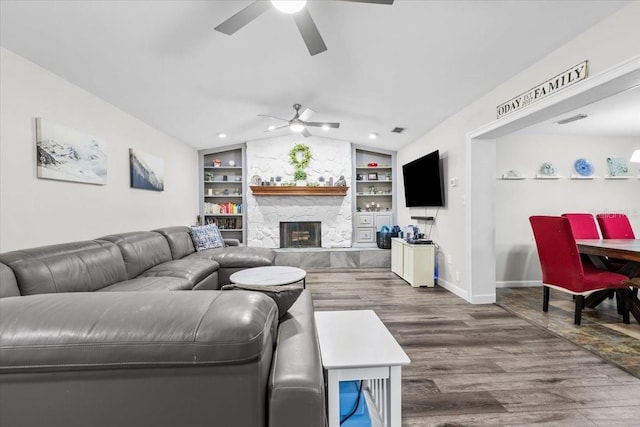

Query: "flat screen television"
left=402, top=150, right=445, bottom=207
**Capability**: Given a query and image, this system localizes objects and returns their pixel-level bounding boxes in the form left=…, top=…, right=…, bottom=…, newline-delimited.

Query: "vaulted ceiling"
left=0, top=0, right=629, bottom=150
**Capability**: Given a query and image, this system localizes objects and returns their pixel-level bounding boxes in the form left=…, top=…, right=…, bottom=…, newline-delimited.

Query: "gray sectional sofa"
left=0, top=226, right=326, bottom=427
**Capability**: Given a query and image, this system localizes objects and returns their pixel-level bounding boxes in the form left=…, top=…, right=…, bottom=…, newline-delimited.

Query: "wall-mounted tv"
left=402, top=150, right=445, bottom=207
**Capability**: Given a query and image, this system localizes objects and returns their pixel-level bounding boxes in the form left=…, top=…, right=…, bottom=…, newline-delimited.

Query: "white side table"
left=314, top=310, right=410, bottom=427
left=229, top=265, right=306, bottom=288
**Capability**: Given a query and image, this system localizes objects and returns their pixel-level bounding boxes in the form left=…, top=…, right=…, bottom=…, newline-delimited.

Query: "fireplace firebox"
left=280, top=221, right=321, bottom=248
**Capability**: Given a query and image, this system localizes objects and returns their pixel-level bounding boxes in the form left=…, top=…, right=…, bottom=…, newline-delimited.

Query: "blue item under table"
left=339, top=381, right=371, bottom=427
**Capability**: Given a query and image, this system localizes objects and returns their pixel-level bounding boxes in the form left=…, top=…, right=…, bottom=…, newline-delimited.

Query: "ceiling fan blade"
left=301, top=128, right=312, bottom=138
left=264, top=123, right=290, bottom=132
left=215, top=1, right=271, bottom=35
left=293, top=8, right=327, bottom=56
left=304, top=122, right=340, bottom=128
left=257, top=114, right=290, bottom=122
left=337, top=0, right=394, bottom=4
left=299, top=107, right=315, bottom=122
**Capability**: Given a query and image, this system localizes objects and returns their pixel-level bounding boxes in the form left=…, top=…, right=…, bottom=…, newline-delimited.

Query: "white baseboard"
left=496, top=280, right=541, bottom=288
left=436, top=278, right=468, bottom=301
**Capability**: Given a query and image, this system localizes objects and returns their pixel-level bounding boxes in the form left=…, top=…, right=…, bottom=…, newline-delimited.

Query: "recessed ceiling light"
left=268, top=125, right=276, bottom=131
left=322, top=124, right=330, bottom=131
left=217, top=132, right=227, bottom=139
left=271, top=0, right=306, bottom=14
left=368, top=132, right=378, bottom=139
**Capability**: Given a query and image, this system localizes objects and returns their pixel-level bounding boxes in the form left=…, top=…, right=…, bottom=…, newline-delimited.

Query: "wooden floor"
left=305, top=269, right=640, bottom=427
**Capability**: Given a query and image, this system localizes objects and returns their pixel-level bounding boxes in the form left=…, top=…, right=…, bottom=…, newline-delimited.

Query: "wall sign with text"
left=497, top=61, right=588, bottom=119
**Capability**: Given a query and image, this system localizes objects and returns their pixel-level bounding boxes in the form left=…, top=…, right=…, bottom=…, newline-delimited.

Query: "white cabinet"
left=355, top=212, right=393, bottom=244
left=391, top=238, right=434, bottom=287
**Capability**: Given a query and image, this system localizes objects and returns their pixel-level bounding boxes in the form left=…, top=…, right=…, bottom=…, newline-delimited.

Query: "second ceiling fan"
left=259, top=104, right=340, bottom=137
left=215, top=0, right=394, bottom=56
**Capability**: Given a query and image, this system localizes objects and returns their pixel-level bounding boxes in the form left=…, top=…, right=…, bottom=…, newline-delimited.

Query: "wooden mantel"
left=250, top=186, right=349, bottom=196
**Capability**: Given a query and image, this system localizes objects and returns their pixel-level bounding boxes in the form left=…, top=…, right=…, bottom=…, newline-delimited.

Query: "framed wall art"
left=129, top=148, right=164, bottom=191
left=36, top=118, right=107, bottom=185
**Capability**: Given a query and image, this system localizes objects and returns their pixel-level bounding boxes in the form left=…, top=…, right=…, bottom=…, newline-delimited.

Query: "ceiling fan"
left=259, top=104, right=340, bottom=137
left=214, top=0, right=394, bottom=56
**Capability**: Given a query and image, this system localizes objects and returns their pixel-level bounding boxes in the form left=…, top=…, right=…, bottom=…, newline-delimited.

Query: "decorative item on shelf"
left=207, top=188, right=213, bottom=196
left=223, top=189, right=229, bottom=195
left=335, top=175, right=347, bottom=186
left=234, top=176, right=242, bottom=181
left=503, top=169, right=523, bottom=178
left=539, top=162, right=557, bottom=176
left=251, top=175, right=261, bottom=185
left=275, top=176, right=282, bottom=183
left=367, top=162, right=378, bottom=167
left=606, top=157, right=629, bottom=176
left=222, top=175, right=228, bottom=181
left=365, top=203, right=370, bottom=211
left=205, top=171, right=213, bottom=181
left=367, top=172, right=378, bottom=180
left=356, top=174, right=364, bottom=181
left=573, top=158, right=594, bottom=176
left=384, top=172, right=392, bottom=180
left=228, top=160, right=236, bottom=167
left=213, top=159, right=222, bottom=167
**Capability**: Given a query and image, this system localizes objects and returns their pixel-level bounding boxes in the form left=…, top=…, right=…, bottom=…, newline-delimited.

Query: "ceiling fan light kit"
left=271, top=0, right=307, bottom=14
left=215, top=0, right=394, bottom=56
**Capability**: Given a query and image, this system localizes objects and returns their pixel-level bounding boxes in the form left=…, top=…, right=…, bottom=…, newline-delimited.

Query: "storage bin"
left=376, top=231, right=398, bottom=249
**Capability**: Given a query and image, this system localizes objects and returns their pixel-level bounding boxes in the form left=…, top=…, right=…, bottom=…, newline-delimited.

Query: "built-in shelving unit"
left=353, top=147, right=396, bottom=246
left=199, top=145, right=246, bottom=243
left=250, top=186, right=349, bottom=196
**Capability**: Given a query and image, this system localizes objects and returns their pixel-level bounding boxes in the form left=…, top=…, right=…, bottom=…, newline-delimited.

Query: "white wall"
left=0, top=48, right=199, bottom=251
left=495, top=134, right=640, bottom=285
left=245, top=135, right=353, bottom=248
left=397, top=2, right=640, bottom=302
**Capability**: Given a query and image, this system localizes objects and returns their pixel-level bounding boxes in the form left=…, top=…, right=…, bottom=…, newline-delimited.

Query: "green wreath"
left=289, top=143, right=312, bottom=170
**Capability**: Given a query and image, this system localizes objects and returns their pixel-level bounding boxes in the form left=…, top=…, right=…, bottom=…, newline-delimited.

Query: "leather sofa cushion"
left=152, top=226, right=196, bottom=260
left=0, top=262, right=20, bottom=298
left=98, top=276, right=193, bottom=291
left=0, top=241, right=127, bottom=295
left=0, top=291, right=278, bottom=371
left=98, top=232, right=172, bottom=279
left=138, top=258, right=219, bottom=288
left=188, top=246, right=276, bottom=268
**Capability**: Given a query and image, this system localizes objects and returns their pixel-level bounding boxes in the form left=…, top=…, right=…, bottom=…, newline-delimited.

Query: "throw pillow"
left=190, top=224, right=225, bottom=251
left=220, top=284, right=303, bottom=319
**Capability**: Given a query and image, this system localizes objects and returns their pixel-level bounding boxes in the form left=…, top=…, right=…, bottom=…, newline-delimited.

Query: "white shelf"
left=604, top=175, right=633, bottom=179
left=205, top=194, right=243, bottom=198
left=570, top=174, right=600, bottom=180
left=535, top=174, right=563, bottom=179
left=356, top=179, right=392, bottom=183
left=499, top=175, right=527, bottom=180
left=357, top=193, right=392, bottom=196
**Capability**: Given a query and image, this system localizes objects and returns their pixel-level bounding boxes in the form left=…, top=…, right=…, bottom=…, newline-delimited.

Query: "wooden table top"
left=576, top=239, right=640, bottom=263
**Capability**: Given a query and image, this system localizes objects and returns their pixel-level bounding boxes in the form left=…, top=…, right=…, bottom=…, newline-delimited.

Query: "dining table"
left=576, top=239, right=640, bottom=324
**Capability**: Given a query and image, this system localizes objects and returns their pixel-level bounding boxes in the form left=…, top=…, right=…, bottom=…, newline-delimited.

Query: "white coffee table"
left=229, top=266, right=306, bottom=288
left=314, top=310, right=410, bottom=427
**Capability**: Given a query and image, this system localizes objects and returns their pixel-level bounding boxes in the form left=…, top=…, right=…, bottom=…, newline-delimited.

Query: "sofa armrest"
left=268, top=290, right=326, bottom=427
left=224, top=238, right=240, bottom=247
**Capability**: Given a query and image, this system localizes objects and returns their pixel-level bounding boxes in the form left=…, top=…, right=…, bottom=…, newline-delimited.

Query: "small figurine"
left=335, top=175, right=347, bottom=186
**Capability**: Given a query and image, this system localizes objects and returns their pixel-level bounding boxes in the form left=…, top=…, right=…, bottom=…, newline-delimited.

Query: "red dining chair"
left=596, top=213, right=636, bottom=239
left=529, top=216, right=630, bottom=325
left=561, top=213, right=600, bottom=239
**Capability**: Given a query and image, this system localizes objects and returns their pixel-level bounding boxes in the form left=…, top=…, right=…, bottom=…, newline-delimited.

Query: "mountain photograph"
left=129, top=149, right=164, bottom=192
left=36, top=118, right=107, bottom=185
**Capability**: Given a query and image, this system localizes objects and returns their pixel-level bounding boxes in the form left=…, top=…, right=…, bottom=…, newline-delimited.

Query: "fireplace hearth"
left=280, top=221, right=321, bottom=248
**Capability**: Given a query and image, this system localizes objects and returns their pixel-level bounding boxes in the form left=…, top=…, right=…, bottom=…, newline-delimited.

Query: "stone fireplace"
left=245, top=136, right=353, bottom=248
left=280, top=221, right=322, bottom=248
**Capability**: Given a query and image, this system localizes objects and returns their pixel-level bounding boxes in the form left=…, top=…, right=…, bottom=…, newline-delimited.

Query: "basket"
left=376, top=231, right=398, bottom=249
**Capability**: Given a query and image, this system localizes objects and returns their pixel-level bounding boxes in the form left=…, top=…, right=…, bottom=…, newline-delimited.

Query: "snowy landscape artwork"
left=129, top=149, right=164, bottom=191
left=36, top=118, right=107, bottom=185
